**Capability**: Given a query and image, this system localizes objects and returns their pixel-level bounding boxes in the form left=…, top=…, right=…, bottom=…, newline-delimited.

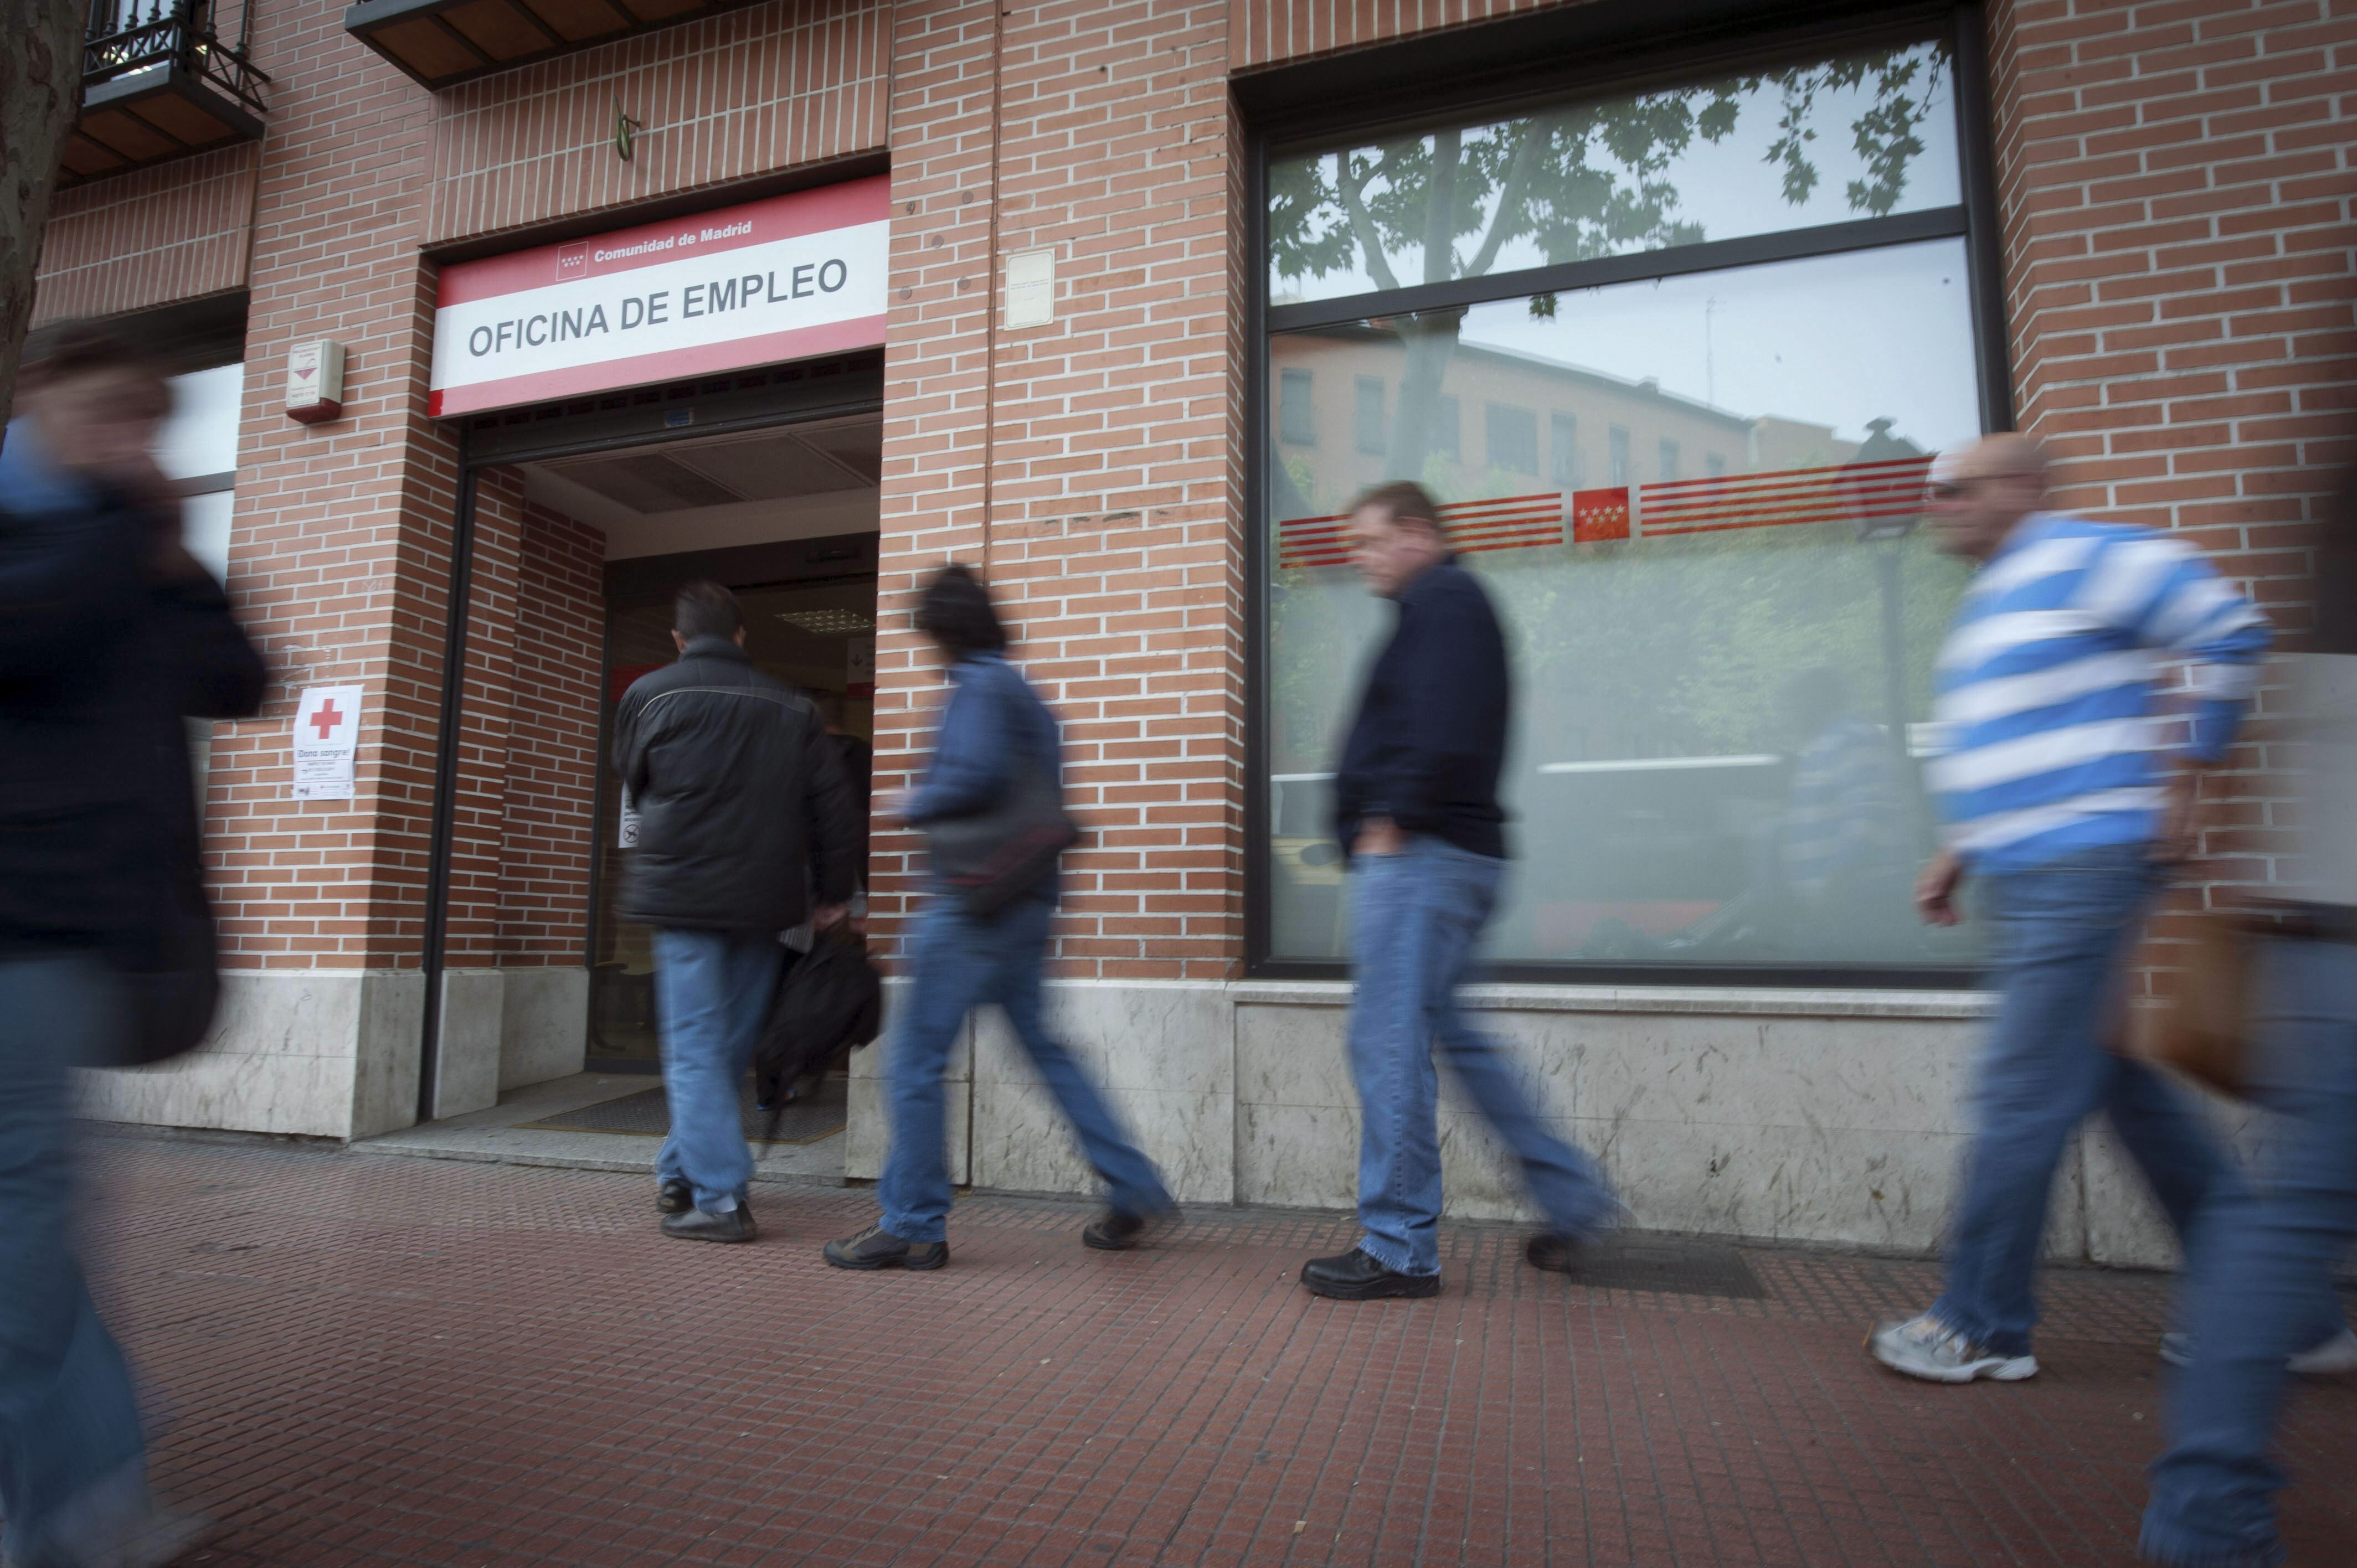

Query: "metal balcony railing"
left=63, top=0, right=271, bottom=185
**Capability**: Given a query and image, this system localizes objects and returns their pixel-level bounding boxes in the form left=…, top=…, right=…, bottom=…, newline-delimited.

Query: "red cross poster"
left=292, top=685, right=363, bottom=801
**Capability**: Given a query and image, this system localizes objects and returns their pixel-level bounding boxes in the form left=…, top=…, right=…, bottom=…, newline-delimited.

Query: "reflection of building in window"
left=1659, top=438, right=1680, bottom=481
left=1433, top=394, right=1460, bottom=459
left=1354, top=375, right=1386, bottom=453
left=1550, top=412, right=1580, bottom=487
left=1706, top=452, right=1727, bottom=478
left=1279, top=368, right=1316, bottom=445
left=1486, top=402, right=1538, bottom=474
left=1608, top=426, right=1630, bottom=484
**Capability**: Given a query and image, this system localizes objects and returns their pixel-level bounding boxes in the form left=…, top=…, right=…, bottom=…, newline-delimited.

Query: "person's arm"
left=904, top=671, right=1007, bottom=824
left=801, top=707, right=860, bottom=907
left=610, top=685, right=652, bottom=802
left=157, top=568, right=266, bottom=720
left=2088, top=532, right=2273, bottom=857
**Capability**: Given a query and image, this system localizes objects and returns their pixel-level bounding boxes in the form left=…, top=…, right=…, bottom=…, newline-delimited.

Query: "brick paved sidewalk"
left=75, top=1134, right=2356, bottom=1567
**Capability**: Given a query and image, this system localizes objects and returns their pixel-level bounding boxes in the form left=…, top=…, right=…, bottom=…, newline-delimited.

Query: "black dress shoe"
left=1083, top=1205, right=1176, bottom=1251
left=1301, top=1247, right=1440, bottom=1300
left=823, top=1222, right=948, bottom=1271
left=656, top=1179, right=693, bottom=1215
left=1525, top=1232, right=1584, bottom=1273
left=661, top=1205, right=756, bottom=1244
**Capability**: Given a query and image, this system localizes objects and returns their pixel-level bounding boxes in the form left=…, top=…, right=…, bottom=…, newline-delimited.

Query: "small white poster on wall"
left=291, top=684, right=363, bottom=801
left=618, top=785, right=641, bottom=848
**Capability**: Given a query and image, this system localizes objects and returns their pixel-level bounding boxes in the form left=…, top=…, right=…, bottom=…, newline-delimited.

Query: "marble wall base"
left=843, top=976, right=2214, bottom=1263
left=495, top=968, right=589, bottom=1091
left=81, top=969, right=425, bottom=1139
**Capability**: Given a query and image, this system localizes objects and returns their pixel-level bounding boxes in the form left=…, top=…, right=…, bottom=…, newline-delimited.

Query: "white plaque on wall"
left=291, top=684, right=363, bottom=801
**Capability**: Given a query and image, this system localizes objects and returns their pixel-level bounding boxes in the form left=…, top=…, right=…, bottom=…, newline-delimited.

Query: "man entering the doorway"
left=613, top=582, right=857, bottom=1242
left=1302, top=482, right=1620, bottom=1301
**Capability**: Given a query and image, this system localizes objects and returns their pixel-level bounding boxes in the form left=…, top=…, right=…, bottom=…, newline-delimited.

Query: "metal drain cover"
left=1566, top=1236, right=1768, bottom=1299
left=520, top=1077, right=846, bottom=1144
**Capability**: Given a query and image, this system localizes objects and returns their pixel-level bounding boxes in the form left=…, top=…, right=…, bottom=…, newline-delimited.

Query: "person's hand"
left=812, top=902, right=850, bottom=930
left=2153, top=763, right=2205, bottom=865
left=1353, top=817, right=1407, bottom=858
left=1915, top=848, right=1965, bottom=927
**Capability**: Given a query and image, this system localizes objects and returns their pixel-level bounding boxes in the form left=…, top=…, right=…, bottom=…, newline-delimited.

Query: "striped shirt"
left=1927, top=512, right=2271, bottom=874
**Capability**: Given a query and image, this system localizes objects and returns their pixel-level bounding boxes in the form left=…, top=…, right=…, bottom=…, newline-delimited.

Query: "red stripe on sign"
left=437, top=176, right=892, bottom=307
left=1637, top=455, right=1933, bottom=537
left=426, top=315, right=889, bottom=417
left=1276, top=492, right=1563, bottom=569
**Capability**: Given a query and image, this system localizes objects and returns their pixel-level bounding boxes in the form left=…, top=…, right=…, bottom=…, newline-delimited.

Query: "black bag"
left=104, top=888, right=223, bottom=1068
left=924, top=755, right=1080, bottom=917
left=752, top=930, right=883, bottom=1149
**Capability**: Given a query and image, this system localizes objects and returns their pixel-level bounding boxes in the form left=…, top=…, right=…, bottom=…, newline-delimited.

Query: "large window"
left=1260, top=27, right=1989, bottom=977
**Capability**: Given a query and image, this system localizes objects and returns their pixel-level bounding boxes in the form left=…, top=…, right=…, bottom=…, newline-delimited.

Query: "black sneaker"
left=661, top=1205, right=756, bottom=1244
left=1300, top=1246, right=1441, bottom=1300
left=824, top=1222, right=948, bottom=1271
left=1525, top=1232, right=1584, bottom=1273
left=656, top=1179, right=692, bottom=1215
left=1083, top=1205, right=1176, bottom=1251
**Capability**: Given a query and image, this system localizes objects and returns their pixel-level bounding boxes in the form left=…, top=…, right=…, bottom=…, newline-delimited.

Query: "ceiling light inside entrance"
left=775, top=608, right=874, bottom=635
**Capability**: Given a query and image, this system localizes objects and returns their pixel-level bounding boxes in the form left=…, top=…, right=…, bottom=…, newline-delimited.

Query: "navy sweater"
left=1331, top=556, right=1511, bottom=862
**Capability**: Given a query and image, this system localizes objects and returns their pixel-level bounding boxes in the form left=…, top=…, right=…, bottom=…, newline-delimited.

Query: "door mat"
left=1567, top=1236, right=1768, bottom=1300
left=518, top=1077, right=847, bottom=1145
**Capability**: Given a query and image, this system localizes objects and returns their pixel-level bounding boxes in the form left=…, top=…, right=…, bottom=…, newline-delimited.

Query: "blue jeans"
left=2143, top=936, right=2357, bottom=1568
left=1346, top=837, right=1616, bottom=1276
left=652, top=929, right=783, bottom=1214
left=1932, top=843, right=2312, bottom=1356
left=0, top=954, right=150, bottom=1565
left=879, top=895, right=1167, bottom=1244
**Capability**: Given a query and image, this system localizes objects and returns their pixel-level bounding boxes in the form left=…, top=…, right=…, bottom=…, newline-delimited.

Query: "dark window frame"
left=1243, top=0, right=2009, bottom=988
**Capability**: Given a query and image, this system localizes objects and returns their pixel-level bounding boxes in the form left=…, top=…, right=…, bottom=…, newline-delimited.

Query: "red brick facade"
left=30, top=0, right=2353, bottom=1000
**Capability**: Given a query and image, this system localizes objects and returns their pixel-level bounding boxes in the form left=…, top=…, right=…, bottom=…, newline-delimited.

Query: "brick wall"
left=31, top=145, right=258, bottom=326
left=868, top=0, right=1247, bottom=980
left=203, top=0, right=460, bottom=971
left=425, top=0, right=889, bottom=245
left=1226, top=0, right=1580, bottom=69
left=1988, top=0, right=2357, bottom=991
left=502, top=501, right=605, bottom=962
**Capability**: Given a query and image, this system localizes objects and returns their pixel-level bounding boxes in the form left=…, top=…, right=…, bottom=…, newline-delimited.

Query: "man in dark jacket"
left=613, top=581, right=857, bottom=1241
left=1304, top=481, right=1618, bottom=1301
left=2, top=326, right=265, bottom=1566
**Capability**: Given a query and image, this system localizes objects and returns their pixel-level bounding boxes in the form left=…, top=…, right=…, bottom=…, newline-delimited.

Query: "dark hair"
left=25, top=322, right=169, bottom=410
left=673, top=580, right=742, bottom=641
left=1354, top=480, right=1443, bottom=533
left=913, top=563, right=1007, bottom=657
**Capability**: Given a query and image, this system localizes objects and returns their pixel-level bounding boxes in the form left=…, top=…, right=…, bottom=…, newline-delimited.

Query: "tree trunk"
left=0, top=0, right=85, bottom=427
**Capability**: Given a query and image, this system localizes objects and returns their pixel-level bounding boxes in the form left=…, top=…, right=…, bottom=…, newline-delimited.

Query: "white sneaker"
left=2159, top=1325, right=2357, bottom=1376
left=1867, top=1313, right=2039, bottom=1384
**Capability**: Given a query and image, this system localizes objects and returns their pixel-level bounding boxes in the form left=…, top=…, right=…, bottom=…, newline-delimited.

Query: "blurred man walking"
left=1865, top=435, right=2333, bottom=1383
left=2140, top=468, right=2357, bottom=1566
left=613, top=581, right=857, bottom=1242
left=1302, top=482, right=1618, bottom=1301
left=1, top=326, right=265, bottom=1565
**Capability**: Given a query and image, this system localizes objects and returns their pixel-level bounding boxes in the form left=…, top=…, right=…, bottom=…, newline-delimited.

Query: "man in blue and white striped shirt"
left=1869, top=435, right=2347, bottom=1385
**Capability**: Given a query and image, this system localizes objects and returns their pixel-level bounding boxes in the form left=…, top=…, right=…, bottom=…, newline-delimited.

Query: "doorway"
left=487, top=411, right=883, bottom=1072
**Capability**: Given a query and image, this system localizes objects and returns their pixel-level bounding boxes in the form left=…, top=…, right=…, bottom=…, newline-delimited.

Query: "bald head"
left=1926, top=434, right=2050, bottom=562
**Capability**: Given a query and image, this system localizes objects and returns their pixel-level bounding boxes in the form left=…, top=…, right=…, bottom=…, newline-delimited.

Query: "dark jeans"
left=879, top=895, right=1166, bottom=1243
left=2142, top=936, right=2357, bottom=1568
left=0, top=953, right=149, bottom=1565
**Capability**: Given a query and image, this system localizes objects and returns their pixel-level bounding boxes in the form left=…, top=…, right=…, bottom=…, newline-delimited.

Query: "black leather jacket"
left=611, top=637, right=858, bottom=931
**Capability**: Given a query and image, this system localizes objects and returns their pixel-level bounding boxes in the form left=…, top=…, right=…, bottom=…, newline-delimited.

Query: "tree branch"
left=1334, top=154, right=1404, bottom=295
